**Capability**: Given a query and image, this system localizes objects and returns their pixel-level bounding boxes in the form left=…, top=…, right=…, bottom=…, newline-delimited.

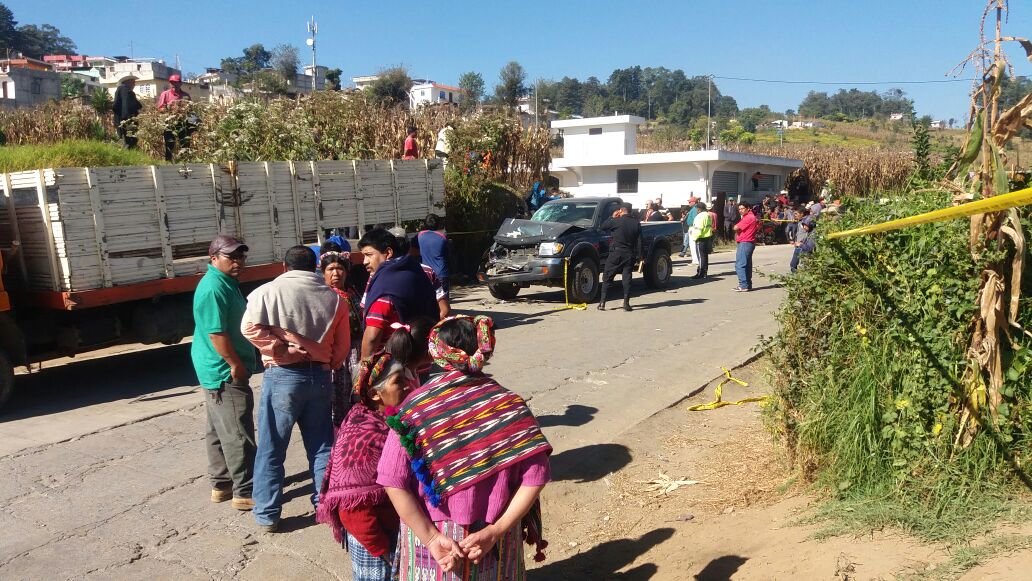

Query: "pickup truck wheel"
left=488, top=283, right=520, bottom=301
left=0, top=350, right=14, bottom=411
left=645, top=247, right=673, bottom=289
left=567, top=257, right=600, bottom=303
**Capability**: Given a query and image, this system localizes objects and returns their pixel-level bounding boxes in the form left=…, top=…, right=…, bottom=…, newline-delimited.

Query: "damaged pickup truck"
left=480, top=197, right=682, bottom=302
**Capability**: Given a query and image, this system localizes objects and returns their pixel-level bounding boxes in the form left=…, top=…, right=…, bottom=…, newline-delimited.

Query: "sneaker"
left=211, top=488, right=232, bottom=503
left=733, top=287, right=750, bottom=292
left=231, top=497, right=255, bottom=511
left=257, top=521, right=279, bottom=533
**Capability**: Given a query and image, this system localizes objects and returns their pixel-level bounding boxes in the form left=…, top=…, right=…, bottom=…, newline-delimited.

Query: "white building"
left=550, top=115, right=803, bottom=209
left=351, top=75, right=379, bottom=90
left=409, top=81, right=463, bottom=108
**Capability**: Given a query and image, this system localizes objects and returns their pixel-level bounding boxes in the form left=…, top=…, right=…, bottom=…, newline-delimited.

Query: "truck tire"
left=567, top=256, right=600, bottom=303
left=488, top=283, right=520, bottom=301
left=0, top=349, right=13, bottom=412
left=645, top=247, right=673, bottom=289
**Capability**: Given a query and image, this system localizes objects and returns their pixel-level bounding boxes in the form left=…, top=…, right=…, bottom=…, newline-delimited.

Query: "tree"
left=948, top=117, right=956, bottom=129
left=61, top=75, right=85, bottom=99
left=458, top=71, right=484, bottom=112
left=271, top=44, right=300, bottom=83
left=15, top=23, right=75, bottom=58
left=0, top=4, right=17, bottom=54
left=220, top=43, right=271, bottom=87
left=368, top=67, right=412, bottom=107
left=798, top=91, right=831, bottom=118
left=495, top=61, right=526, bottom=108
left=324, top=67, right=342, bottom=90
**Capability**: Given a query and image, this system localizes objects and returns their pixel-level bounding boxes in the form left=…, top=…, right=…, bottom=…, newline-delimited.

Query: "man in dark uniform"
left=599, top=202, right=642, bottom=312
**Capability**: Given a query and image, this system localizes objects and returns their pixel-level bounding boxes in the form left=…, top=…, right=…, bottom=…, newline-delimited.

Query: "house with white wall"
left=409, top=81, right=463, bottom=108
left=550, top=115, right=803, bottom=209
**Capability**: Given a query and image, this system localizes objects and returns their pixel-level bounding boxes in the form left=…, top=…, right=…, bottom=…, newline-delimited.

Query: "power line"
left=712, top=75, right=975, bottom=85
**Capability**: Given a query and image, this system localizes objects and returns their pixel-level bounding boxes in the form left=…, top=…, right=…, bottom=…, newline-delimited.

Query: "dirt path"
left=533, top=360, right=1032, bottom=580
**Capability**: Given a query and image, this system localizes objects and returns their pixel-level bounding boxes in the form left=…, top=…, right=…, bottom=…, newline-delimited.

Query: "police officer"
left=599, top=202, right=642, bottom=312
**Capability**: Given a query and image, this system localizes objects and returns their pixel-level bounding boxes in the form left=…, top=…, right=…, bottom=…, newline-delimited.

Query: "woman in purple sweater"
left=377, top=315, right=552, bottom=580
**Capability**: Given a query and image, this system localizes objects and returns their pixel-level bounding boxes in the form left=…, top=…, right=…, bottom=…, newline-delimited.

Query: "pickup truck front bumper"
left=481, top=256, right=566, bottom=286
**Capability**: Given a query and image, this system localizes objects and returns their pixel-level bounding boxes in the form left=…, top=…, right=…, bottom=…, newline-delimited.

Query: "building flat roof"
left=551, top=115, right=646, bottom=129
left=552, top=149, right=803, bottom=169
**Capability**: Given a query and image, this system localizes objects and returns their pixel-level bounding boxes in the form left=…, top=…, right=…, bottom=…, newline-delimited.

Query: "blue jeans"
left=680, top=232, right=691, bottom=256
left=790, top=247, right=802, bottom=272
left=735, top=242, right=755, bottom=289
left=253, top=365, right=334, bottom=526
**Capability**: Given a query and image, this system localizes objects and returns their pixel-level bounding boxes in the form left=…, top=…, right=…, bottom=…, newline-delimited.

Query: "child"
left=378, top=315, right=552, bottom=579
left=790, top=219, right=816, bottom=273
left=317, top=319, right=434, bottom=581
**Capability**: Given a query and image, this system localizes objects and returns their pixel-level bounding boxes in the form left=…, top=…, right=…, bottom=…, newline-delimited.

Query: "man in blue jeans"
left=241, top=246, right=351, bottom=532
left=733, top=203, right=759, bottom=292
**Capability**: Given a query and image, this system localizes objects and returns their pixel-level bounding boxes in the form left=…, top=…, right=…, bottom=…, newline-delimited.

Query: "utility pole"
left=706, top=75, right=712, bottom=150
left=306, top=16, right=318, bottom=90
left=534, top=81, right=539, bottom=128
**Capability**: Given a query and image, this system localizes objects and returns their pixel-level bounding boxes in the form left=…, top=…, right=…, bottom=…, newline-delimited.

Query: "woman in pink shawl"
left=316, top=318, right=434, bottom=581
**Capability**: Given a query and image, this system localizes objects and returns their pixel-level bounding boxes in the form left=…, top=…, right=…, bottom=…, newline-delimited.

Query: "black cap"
left=208, top=234, right=249, bottom=256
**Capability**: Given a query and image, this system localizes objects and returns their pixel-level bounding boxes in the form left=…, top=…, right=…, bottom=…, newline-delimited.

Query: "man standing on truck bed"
left=599, top=202, right=642, bottom=312
left=190, top=235, right=258, bottom=513
left=241, top=245, right=352, bottom=533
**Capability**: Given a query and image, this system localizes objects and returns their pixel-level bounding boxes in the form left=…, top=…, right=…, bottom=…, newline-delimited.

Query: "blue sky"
left=9, top=0, right=1029, bottom=120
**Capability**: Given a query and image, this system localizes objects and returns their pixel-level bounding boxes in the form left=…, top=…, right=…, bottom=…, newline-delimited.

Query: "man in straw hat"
left=112, top=75, right=142, bottom=149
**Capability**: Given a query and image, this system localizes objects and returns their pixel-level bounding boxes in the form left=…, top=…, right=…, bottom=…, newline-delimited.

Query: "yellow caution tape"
left=827, top=186, right=1032, bottom=240
left=688, top=367, right=768, bottom=411
left=554, top=257, right=588, bottom=311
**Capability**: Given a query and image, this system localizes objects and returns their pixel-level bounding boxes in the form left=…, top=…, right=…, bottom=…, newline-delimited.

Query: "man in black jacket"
left=112, top=75, right=142, bottom=149
left=599, top=202, right=642, bottom=312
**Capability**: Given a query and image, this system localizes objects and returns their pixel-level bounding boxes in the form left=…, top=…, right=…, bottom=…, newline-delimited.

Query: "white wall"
left=557, top=160, right=796, bottom=209
left=561, top=123, right=635, bottom=159
left=560, top=162, right=706, bottom=209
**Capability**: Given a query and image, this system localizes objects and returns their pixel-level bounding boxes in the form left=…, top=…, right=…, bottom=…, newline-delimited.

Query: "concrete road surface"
left=0, top=245, right=792, bottom=580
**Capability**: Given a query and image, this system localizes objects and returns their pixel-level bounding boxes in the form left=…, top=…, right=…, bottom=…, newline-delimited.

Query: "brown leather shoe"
left=231, top=497, right=255, bottom=511
left=211, top=488, right=232, bottom=503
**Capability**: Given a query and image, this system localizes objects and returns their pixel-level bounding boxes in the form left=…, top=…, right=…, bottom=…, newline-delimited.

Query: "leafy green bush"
left=767, top=191, right=1032, bottom=539
left=0, top=141, right=158, bottom=172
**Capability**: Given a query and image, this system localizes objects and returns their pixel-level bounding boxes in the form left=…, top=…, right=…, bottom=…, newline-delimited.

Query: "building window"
left=31, top=78, right=42, bottom=95
left=589, top=127, right=603, bottom=135
left=617, top=169, right=638, bottom=193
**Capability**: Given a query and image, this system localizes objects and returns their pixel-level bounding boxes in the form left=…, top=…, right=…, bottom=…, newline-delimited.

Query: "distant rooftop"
left=551, top=115, right=646, bottom=129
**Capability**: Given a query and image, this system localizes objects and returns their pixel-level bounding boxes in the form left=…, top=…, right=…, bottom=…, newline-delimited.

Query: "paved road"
left=0, top=245, right=792, bottom=580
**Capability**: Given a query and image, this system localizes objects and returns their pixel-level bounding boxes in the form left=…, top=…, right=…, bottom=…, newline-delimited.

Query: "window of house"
left=31, top=79, right=41, bottom=95
left=589, top=127, right=603, bottom=135
left=617, top=169, right=638, bottom=193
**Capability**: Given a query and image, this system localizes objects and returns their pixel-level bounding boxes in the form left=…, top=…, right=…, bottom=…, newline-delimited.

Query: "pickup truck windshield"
left=532, top=202, right=599, bottom=227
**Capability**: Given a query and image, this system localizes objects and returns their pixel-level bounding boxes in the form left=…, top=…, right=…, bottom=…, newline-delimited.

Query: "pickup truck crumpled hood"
left=493, top=218, right=582, bottom=247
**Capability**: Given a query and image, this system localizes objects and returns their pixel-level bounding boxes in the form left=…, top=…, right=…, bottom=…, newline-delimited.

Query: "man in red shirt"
left=402, top=126, right=418, bottom=159
left=157, top=74, right=192, bottom=161
left=733, top=203, right=759, bottom=292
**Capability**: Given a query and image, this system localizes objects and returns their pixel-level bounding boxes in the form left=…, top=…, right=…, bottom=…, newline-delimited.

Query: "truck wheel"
left=645, top=248, right=673, bottom=289
left=567, top=257, right=600, bottom=303
left=488, top=283, right=520, bottom=301
left=0, top=350, right=14, bottom=412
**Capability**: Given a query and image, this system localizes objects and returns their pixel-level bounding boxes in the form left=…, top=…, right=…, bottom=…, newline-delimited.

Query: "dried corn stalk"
left=949, top=0, right=1029, bottom=445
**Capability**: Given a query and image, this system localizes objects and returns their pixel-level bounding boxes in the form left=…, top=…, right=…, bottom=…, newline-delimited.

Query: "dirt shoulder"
left=531, top=359, right=1032, bottom=580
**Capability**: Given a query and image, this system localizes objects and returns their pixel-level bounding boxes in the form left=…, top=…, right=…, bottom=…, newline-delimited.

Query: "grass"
left=0, top=140, right=160, bottom=172
left=753, top=127, right=881, bottom=148
left=908, top=534, right=1032, bottom=580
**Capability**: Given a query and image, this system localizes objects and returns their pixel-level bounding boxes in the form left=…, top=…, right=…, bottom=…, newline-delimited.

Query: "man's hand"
left=427, top=533, right=466, bottom=572
left=459, top=524, right=501, bottom=564
left=230, top=361, right=251, bottom=383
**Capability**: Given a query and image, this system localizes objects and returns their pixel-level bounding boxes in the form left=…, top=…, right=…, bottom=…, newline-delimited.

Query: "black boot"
left=623, top=298, right=631, bottom=311
left=598, top=285, right=607, bottom=311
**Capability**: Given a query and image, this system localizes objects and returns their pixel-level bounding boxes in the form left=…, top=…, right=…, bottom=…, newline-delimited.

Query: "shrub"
left=766, top=191, right=1032, bottom=538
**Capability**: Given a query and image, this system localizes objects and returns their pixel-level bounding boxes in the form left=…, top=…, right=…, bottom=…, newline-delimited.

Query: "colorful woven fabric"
left=386, top=370, right=551, bottom=506
left=396, top=519, right=525, bottom=581
left=428, top=315, right=495, bottom=374
left=353, top=351, right=395, bottom=397
left=347, top=532, right=396, bottom=581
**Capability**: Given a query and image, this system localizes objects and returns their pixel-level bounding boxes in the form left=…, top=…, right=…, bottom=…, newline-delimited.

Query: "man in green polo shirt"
left=191, top=234, right=258, bottom=511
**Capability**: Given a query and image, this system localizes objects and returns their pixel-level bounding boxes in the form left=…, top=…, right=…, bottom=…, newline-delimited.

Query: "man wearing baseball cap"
left=157, top=73, right=192, bottom=161
left=191, top=235, right=258, bottom=512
